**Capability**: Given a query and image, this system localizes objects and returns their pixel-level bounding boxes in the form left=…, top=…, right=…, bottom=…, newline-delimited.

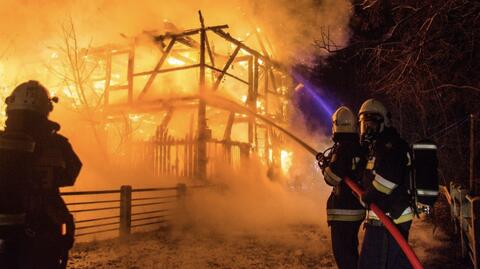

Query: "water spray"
left=202, top=93, right=424, bottom=269
left=292, top=72, right=334, bottom=117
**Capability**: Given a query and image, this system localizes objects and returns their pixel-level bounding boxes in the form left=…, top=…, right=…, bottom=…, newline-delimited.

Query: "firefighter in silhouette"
left=357, top=99, right=413, bottom=269
left=0, top=80, right=82, bottom=269
left=318, top=106, right=366, bottom=269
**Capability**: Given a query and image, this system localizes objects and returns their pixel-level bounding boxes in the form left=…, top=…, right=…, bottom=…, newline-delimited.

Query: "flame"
left=167, top=57, right=186, bottom=66
left=241, top=95, right=248, bottom=103
left=93, top=80, right=106, bottom=91
left=128, top=114, right=142, bottom=122
left=280, top=149, right=293, bottom=174
left=0, top=13, right=298, bottom=180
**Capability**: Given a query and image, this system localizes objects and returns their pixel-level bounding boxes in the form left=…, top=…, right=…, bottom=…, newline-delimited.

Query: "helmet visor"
left=359, top=113, right=383, bottom=140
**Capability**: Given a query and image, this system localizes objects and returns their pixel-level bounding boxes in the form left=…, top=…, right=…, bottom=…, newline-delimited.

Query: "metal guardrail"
left=61, top=184, right=187, bottom=238
left=441, top=183, right=480, bottom=269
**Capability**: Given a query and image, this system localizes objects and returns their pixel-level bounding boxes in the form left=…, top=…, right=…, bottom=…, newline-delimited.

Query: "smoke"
left=182, top=155, right=330, bottom=235
left=0, top=0, right=352, bottom=80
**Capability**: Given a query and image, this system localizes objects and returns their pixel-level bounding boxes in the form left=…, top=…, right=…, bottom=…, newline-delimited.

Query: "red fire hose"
left=344, top=177, right=424, bottom=269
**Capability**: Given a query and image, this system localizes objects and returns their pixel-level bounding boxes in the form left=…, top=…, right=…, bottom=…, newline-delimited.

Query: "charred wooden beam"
left=127, top=45, right=135, bottom=104
left=138, top=38, right=176, bottom=100
left=158, top=108, right=174, bottom=131
left=154, top=24, right=229, bottom=42
left=197, top=10, right=208, bottom=181
left=223, top=112, right=235, bottom=141
left=104, top=51, right=112, bottom=106
left=248, top=56, right=254, bottom=144
left=212, top=46, right=241, bottom=91
left=104, top=96, right=200, bottom=115
left=253, top=56, right=259, bottom=149
left=206, top=64, right=249, bottom=85
left=133, top=64, right=200, bottom=77
left=205, top=32, right=215, bottom=67
left=175, top=36, right=198, bottom=48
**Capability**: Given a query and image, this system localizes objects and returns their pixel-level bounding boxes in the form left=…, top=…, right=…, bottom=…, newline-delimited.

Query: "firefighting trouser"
left=330, top=220, right=362, bottom=269
left=25, top=219, right=74, bottom=269
left=358, top=220, right=412, bottom=269
left=0, top=225, right=28, bottom=269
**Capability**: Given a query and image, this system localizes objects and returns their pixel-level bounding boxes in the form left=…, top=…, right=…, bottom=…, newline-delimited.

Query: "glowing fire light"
left=241, top=95, right=247, bottom=103
left=128, top=114, right=142, bottom=122
left=93, top=80, right=106, bottom=90
left=167, top=57, right=185, bottom=66
left=280, top=149, right=293, bottom=174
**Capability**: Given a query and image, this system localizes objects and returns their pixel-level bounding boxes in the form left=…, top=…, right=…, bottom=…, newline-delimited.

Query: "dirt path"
left=69, top=225, right=335, bottom=269
left=69, top=216, right=467, bottom=269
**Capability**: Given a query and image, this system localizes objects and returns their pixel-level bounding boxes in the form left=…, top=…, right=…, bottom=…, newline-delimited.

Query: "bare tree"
left=314, top=0, right=480, bottom=181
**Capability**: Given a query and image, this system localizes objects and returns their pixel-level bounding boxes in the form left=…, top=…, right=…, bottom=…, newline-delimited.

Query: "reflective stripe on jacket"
left=362, top=127, right=412, bottom=219
left=0, top=213, right=25, bottom=225
left=366, top=206, right=413, bottom=224
left=324, top=167, right=343, bottom=186
left=372, top=172, right=398, bottom=195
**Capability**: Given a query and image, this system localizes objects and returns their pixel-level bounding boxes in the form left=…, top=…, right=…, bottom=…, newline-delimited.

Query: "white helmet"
left=358, top=98, right=391, bottom=127
left=332, top=106, right=357, bottom=134
left=358, top=99, right=391, bottom=140
left=5, top=80, right=57, bottom=116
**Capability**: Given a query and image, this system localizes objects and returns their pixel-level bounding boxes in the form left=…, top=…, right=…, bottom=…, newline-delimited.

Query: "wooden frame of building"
left=86, top=13, right=293, bottom=181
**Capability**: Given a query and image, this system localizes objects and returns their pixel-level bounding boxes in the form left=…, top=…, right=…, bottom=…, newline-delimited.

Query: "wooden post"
left=104, top=51, right=112, bottom=106
left=247, top=56, right=254, bottom=145
left=127, top=45, right=135, bottom=104
left=470, top=114, right=477, bottom=194
left=177, top=183, right=187, bottom=204
left=119, top=185, right=132, bottom=237
left=197, top=10, right=208, bottom=181
left=263, top=62, right=270, bottom=116
left=176, top=183, right=188, bottom=225
left=467, top=195, right=480, bottom=269
left=253, top=56, right=259, bottom=150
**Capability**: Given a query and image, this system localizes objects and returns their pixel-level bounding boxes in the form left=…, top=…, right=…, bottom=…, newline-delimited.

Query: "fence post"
left=176, top=183, right=187, bottom=223
left=120, top=185, right=132, bottom=237
left=470, top=114, right=477, bottom=194
left=177, top=183, right=187, bottom=207
left=470, top=196, right=480, bottom=269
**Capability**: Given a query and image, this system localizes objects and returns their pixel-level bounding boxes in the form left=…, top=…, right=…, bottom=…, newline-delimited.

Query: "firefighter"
left=357, top=99, right=413, bottom=269
left=2, top=80, right=82, bottom=269
left=320, top=106, right=366, bottom=269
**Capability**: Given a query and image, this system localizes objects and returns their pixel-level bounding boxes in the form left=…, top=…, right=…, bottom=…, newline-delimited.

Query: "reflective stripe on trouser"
left=367, top=207, right=413, bottom=224
left=327, top=209, right=366, bottom=222
left=416, top=189, right=439, bottom=196
left=0, top=214, right=25, bottom=226
left=412, top=144, right=437, bottom=150
left=372, top=172, right=398, bottom=195
left=324, top=167, right=342, bottom=185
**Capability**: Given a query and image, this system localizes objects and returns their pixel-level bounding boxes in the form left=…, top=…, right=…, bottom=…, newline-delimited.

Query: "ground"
left=69, top=224, right=335, bottom=269
left=69, top=205, right=471, bottom=269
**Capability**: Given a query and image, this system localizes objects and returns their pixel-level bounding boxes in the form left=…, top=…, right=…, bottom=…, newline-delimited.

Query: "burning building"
left=57, top=13, right=296, bottom=183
